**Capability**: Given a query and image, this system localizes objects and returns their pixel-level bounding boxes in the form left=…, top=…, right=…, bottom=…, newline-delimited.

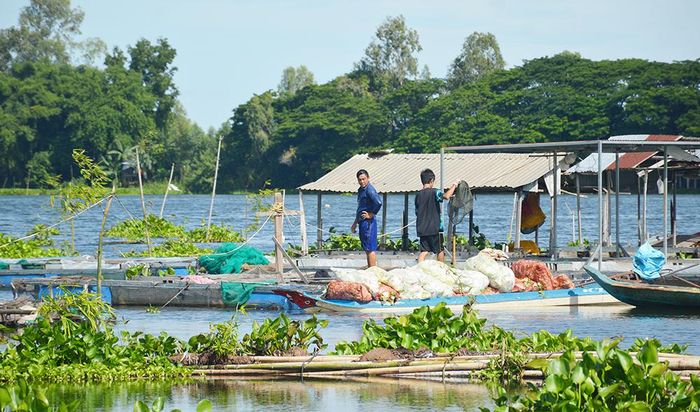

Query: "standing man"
left=415, top=168, right=457, bottom=263
left=351, top=169, right=382, bottom=267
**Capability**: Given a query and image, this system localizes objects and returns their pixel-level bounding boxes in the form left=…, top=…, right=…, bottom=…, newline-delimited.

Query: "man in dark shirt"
left=351, top=169, right=382, bottom=267
left=415, top=168, right=457, bottom=263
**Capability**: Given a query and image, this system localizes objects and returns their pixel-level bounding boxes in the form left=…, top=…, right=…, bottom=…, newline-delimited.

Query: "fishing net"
left=221, top=281, right=272, bottom=307
left=447, top=180, right=473, bottom=244
left=199, top=243, right=269, bottom=274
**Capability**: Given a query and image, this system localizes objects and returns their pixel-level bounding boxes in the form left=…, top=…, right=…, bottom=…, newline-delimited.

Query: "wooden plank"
left=273, top=236, right=310, bottom=284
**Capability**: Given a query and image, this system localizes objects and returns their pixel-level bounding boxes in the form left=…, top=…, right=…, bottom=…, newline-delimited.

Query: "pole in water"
left=136, top=147, right=152, bottom=256
left=207, top=135, right=223, bottom=241
left=160, top=163, right=175, bottom=218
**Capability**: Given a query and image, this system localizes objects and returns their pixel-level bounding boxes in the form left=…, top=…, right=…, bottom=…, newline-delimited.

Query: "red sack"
left=512, top=278, right=527, bottom=292
left=552, top=275, right=575, bottom=290
left=511, top=260, right=554, bottom=290
left=325, top=280, right=373, bottom=302
left=375, top=283, right=400, bottom=303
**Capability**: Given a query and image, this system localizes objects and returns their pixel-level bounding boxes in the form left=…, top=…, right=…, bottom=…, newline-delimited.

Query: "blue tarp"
left=633, top=242, right=666, bottom=281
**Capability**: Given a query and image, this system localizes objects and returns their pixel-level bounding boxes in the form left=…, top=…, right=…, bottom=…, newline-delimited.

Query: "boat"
left=583, top=264, right=700, bottom=309
left=12, top=276, right=325, bottom=311
left=274, top=285, right=619, bottom=314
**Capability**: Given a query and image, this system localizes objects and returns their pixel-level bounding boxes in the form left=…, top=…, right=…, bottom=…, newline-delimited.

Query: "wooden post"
left=316, top=193, right=323, bottom=248
left=402, top=192, right=409, bottom=251
left=135, top=147, right=151, bottom=256
left=663, top=148, right=668, bottom=257
left=160, top=163, right=175, bottom=218
left=551, top=151, right=558, bottom=259
left=274, top=192, right=284, bottom=277
left=468, top=210, right=474, bottom=246
left=298, top=191, right=308, bottom=255
left=637, top=174, right=641, bottom=246
left=672, top=171, right=677, bottom=247
left=206, top=136, right=223, bottom=241
left=642, top=171, right=648, bottom=241
left=97, top=193, right=115, bottom=297
left=380, top=193, right=388, bottom=248
left=576, top=174, right=582, bottom=245
left=515, top=190, right=522, bottom=250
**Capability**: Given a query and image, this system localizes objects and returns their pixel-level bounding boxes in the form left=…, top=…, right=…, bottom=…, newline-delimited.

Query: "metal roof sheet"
left=298, top=153, right=556, bottom=193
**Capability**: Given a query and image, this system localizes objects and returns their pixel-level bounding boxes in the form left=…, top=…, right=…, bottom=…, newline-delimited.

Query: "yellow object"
left=521, top=192, right=546, bottom=234
left=508, top=240, right=540, bottom=255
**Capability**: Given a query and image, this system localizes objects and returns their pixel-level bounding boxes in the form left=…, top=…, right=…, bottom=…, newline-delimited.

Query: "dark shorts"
left=419, top=234, right=443, bottom=254
left=359, top=219, right=378, bottom=252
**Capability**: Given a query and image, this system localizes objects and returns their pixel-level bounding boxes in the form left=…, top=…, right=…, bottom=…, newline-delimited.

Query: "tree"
left=355, top=15, right=422, bottom=93
left=0, top=0, right=105, bottom=71
left=447, top=32, right=505, bottom=89
left=278, top=65, right=315, bottom=96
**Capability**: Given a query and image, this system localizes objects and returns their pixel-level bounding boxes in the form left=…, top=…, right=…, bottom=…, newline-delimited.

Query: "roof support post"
left=299, top=191, right=308, bottom=255
left=316, top=193, right=323, bottom=248
left=380, top=193, right=388, bottom=248
left=672, top=170, right=677, bottom=248
left=642, top=171, right=648, bottom=241
left=663, top=147, right=668, bottom=257
left=598, top=140, right=603, bottom=270
left=551, top=150, right=558, bottom=260
left=576, top=174, right=582, bottom=245
left=615, top=150, right=621, bottom=253
left=515, top=189, right=522, bottom=250
left=636, top=175, right=642, bottom=246
left=402, top=192, right=409, bottom=251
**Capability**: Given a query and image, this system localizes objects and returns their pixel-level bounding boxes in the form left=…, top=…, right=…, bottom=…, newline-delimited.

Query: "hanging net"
left=447, top=180, right=473, bottom=243
left=199, top=243, right=269, bottom=274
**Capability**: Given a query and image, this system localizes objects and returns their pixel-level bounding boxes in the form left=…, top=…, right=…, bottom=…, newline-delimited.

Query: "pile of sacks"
left=510, top=260, right=575, bottom=292
left=325, top=251, right=517, bottom=303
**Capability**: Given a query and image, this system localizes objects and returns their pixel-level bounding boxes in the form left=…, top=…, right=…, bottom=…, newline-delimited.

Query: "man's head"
left=356, top=169, right=370, bottom=188
left=420, top=168, right=436, bottom=185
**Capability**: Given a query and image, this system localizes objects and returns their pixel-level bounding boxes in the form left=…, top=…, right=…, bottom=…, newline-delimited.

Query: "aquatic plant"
left=0, top=380, right=81, bottom=411
left=489, top=340, right=700, bottom=411
left=186, top=223, right=244, bottom=243
left=133, top=397, right=212, bottom=412
left=241, top=313, right=328, bottom=356
left=187, top=318, right=244, bottom=361
left=106, top=215, right=186, bottom=241
left=121, top=240, right=212, bottom=257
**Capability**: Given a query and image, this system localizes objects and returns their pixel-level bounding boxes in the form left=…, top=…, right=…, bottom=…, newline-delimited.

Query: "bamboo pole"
left=159, top=163, right=175, bottom=218
left=206, top=136, right=223, bottom=242
left=135, top=148, right=152, bottom=256
left=298, top=191, right=308, bottom=255
left=96, top=192, right=115, bottom=297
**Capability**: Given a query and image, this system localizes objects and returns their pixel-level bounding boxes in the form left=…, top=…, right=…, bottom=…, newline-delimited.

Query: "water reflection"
left=43, top=378, right=495, bottom=411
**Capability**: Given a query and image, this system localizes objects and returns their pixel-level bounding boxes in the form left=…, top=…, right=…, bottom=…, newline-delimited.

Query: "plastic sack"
left=464, top=254, right=515, bottom=292
left=331, top=267, right=382, bottom=295
left=412, top=261, right=458, bottom=287
left=633, top=242, right=665, bottom=281
left=325, top=280, right=373, bottom=302
left=452, top=269, right=490, bottom=295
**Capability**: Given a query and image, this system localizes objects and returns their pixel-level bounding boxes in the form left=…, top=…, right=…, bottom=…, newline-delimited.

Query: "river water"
left=1, top=194, right=700, bottom=410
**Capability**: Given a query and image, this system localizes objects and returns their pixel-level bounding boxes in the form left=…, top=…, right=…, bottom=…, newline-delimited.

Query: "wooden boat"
left=12, top=276, right=325, bottom=311
left=583, top=265, right=700, bottom=309
left=274, top=285, right=619, bottom=314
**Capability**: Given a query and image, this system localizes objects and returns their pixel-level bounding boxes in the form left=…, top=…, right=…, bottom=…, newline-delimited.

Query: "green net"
left=221, top=281, right=273, bottom=307
left=198, top=243, right=269, bottom=274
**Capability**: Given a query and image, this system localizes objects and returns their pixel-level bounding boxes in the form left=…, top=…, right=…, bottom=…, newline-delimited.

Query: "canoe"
left=583, top=264, right=700, bottom=309
left=273, top=286, right=620, bottom=314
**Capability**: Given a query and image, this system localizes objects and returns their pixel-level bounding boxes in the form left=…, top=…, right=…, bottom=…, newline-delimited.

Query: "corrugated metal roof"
left=567, top=135, right=687, bottom=174
left=298, top=153, right=556, bottom=193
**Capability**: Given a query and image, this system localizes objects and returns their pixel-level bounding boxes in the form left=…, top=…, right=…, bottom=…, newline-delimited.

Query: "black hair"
left=420, top=168, right=435, bottom=184
left=357, top=169, right=369, bottom=179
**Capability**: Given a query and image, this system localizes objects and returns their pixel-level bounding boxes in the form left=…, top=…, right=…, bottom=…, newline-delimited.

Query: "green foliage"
left=121, top=240, right=212, bottom=258
left=491, top=340, right=700, bottom=411
left=0, top=380, right=81, bottom=412
left=240, top=314, right=328, bottom=356
left=186, top=223, right=244, bottom=243
left=133, top=397, right=211, bottom=412
left=186, top=318, right=243, bottom=359
left=324, top=232, right=362, bottom=251
left=106, top=215, right=186, bottom=240
left=0, top=232, right=65, bottom=258
left=447, top=31, right=505, bottom=88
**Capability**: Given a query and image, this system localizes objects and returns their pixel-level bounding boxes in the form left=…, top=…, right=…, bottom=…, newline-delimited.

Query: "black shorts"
left=419, top=234, right=443, bottom=254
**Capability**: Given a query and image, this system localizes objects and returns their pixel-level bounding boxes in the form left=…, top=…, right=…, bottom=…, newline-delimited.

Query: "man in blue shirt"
left=350, top=169, right=382, bottom=267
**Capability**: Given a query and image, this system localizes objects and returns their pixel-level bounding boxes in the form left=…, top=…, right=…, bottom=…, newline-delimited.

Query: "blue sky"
left=2, top=0, right=699, bottom=131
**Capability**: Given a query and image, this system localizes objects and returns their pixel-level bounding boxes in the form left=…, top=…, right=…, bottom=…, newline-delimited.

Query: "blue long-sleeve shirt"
left=356, top=183, right=382, bottom=221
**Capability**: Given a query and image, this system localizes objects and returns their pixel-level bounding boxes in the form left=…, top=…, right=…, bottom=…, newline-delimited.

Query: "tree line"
left=1, top=2, right=699, bottom=192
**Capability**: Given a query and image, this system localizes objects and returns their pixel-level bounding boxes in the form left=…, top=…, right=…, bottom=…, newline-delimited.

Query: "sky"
left=2, top=0, right=699, bottom=131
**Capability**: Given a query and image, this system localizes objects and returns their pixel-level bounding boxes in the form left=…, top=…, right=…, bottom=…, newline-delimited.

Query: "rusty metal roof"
left=298, top=153, right=556, bottom=193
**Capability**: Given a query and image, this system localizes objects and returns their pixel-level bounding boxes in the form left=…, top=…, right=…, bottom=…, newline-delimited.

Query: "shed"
left=299, top=152, right=562, bottom=250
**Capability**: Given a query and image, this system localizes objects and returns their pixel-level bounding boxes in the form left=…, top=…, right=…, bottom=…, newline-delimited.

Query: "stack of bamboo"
left=192, top=352, right=700, bottom=381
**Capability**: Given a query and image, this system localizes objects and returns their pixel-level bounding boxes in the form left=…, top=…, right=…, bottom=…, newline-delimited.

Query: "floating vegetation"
left=106, top=215, right=244, bottom=244
left=0, top=225, right=69, bottom=258
left=121, top=240, right=213, bottom=258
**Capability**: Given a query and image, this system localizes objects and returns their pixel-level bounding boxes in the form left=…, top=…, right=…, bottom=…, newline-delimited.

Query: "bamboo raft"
left=190, top=352, right=700, bottom=381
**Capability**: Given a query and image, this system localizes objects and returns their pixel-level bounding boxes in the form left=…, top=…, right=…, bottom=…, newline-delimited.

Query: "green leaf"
left=597, top=383, right=620, bottom=400
left=152, top=397, right=164, bottom=412
left=626, top=401, right=651, bottom=412
left=648, top=362, right=667, bottom=377
left=544, top=374, right=565, bottom=393
left=133, top=401, right=150, bottom=412
left=196, top=399, right=213, bottom=412
left=582, top=377, right=595, bottom=396
left=638, top=342, right=658, bottom=366
left=526, top=359, right=549, bottom=370
left=571, top=365, right=585, bottom=384
left=617, top=350, right=633, bottom=372
left=547, top=358, right=568, bottom=376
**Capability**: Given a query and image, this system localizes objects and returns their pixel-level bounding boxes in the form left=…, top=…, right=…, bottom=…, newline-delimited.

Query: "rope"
left=114, top=195, right=137, bottom=219
left=0, top=195, right=110, bottom=249
left=204, top=214, right=272, bottom=257
left=302, top=219, right=416, bottom=239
